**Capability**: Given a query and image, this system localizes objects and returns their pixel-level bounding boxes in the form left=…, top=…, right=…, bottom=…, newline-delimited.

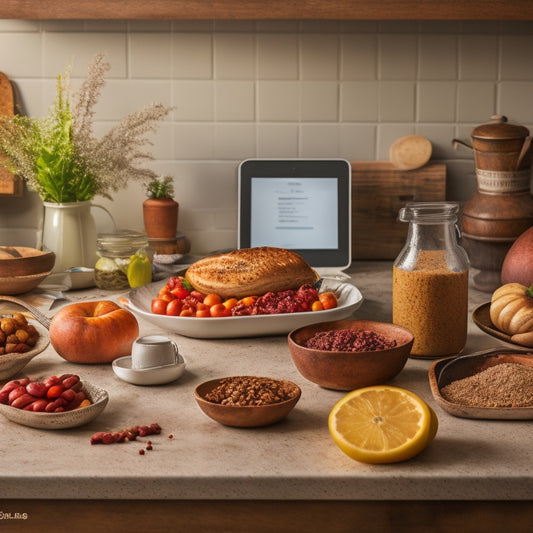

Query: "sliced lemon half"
left=328, top=386, right=438, bottom=464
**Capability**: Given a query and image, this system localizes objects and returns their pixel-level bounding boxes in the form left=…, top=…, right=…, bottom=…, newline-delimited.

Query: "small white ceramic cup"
left=131, top=335, right=179, bottom=369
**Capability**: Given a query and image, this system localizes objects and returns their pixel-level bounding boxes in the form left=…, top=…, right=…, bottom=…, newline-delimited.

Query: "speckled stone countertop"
left=1, top=261, right=531, bottom=501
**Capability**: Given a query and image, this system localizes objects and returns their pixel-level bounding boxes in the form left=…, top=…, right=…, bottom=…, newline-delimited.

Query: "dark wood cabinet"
left=1, top=0, right=532, bottom=21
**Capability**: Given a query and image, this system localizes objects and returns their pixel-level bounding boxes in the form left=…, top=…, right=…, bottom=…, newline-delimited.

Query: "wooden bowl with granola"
left=288, top=319, right=414, bottom=391
left=194, top=376, right=301, bottom=427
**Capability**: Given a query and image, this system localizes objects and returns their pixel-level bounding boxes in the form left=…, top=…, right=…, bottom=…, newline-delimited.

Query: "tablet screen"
left=238, top=159, right=351, bottom=270
left=250, top=176, right=338, bottom=250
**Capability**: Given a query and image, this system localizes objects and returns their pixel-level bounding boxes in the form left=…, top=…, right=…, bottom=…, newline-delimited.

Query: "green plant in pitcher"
left=0, top=53, right=172, bottom=203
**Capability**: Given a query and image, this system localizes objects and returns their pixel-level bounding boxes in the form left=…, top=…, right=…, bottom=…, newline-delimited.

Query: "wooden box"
left=351, top=161, right=446, bottom=260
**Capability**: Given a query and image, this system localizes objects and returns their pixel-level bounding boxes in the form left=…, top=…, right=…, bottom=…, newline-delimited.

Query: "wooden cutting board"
left=351, top=161, right=446, bottom=260
left=0, top=71, right=22, bottom=196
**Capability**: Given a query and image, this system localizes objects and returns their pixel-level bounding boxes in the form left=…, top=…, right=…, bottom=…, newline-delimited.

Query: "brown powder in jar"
left=204, top=376, right=299, bottom=406
left=440, top=362, right=533, bottom=408
left=393, top=250, right=468, bottom=358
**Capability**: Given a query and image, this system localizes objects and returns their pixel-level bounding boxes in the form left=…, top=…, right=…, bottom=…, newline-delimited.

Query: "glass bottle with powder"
left=392, top=202, right=469, bottom=358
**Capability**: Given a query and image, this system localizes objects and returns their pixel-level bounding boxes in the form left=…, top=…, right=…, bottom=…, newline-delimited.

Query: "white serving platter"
left=125, top=279, right=364, bottom=339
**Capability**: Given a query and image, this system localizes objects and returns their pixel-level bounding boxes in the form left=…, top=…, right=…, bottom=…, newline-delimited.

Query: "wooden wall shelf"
left=0, top=0, right=532, bottom=21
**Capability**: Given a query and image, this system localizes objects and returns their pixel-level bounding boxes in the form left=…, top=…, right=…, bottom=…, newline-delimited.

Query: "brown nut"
left=15, top=329, right=29, bottom=343
left=12, top=313, right=28, bottom=327
left=0, top=318, right=16, bottom=335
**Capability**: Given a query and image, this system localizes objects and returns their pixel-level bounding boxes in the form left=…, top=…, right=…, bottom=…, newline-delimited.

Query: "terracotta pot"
left=142, top=198, right=179, bottom=239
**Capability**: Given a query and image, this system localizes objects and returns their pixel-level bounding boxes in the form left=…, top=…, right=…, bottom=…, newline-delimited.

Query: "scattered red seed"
left=139, top=449, right=145, bottom=455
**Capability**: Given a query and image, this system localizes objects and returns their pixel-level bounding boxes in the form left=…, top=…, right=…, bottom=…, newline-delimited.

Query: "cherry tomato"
left=158, top=286, right=171, bottom=297
left=311, top=300, right=324, bottom=312
left=180, top=309, right=195, bottom=317
left=210, top=303, right=231, bottom=317
left=318, top=291, right=338, bottom=310
left=171, top=286, right=189, bottom=300
left=223, top=298, right=238, bottom=311
left=203, top=293, right=222, bottom=307
left=166, top=299, right=183, bottom=316
left=239, top=296, right=258, bottom=307
left=151, top=298, right=168, bottom=315
left=160, top=293, right=174, bottom=303
left=195, top=308, right=211, bottom=318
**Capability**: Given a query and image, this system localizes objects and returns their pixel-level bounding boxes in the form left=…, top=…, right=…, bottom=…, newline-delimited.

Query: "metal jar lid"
left=471, top=115, right=529, bottom=141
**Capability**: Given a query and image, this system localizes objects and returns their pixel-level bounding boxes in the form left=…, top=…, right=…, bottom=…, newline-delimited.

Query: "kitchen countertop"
left=0, top=260, right=532, bottom=504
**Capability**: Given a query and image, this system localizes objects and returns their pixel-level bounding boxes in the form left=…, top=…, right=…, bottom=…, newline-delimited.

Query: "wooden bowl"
left=429, top=349, right=533, bottom=420
left=194, top=376, right=301, bottom=427
left=288, top=319, right=414, bottom=391
left=0, top=271, right=52, bottom=295
left=0, top=247, right=55, bottom=277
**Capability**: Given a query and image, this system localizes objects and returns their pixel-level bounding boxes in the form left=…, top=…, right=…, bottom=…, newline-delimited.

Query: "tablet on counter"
left=238, top=159, right=352, bottom=278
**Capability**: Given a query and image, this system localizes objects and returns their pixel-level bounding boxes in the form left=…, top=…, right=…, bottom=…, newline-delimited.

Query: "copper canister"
left=459, top=115, right=533, bottom=291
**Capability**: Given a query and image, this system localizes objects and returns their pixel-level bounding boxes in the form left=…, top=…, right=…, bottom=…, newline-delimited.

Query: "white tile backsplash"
left=418, top=34, right=458, bottom=80
left=173, top=80, right=214, bottom=121
left=417, top=81, right=457, bottom=122
left=379, top=34, right=418, bottom=80
left=458, top=34, right=499, bottom=80
left=340, top=81, right=379, bottom=122
left=257, top=33, right=299, bottom=80
left=300, top=34, right=339, bottom=80
left=457, top=81, right=496, bottom=122
left=172, top=33, right=213, bottom=79
left=0, top=33, right=42, bottom=76
left=300, top=81, right=338, bottom=122
left=256, top=81, right=300, bottom=121
left=214, top=33, right=255, bottom=80
left=1, top=20, right=533, bottom=254
left=215, top=81, right=255, bottom=121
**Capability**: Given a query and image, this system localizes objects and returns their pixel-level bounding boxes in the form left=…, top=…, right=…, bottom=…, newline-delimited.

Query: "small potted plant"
left=143, top=175, right=179, bottom=239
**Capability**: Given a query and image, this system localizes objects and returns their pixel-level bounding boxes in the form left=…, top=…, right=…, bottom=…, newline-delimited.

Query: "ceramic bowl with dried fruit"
left=0, top=314, right=49, bottom=380
left=288, top=319, right=414, bottom=391
left=194, top=376, right=301, bottom=427
left=0, top=378, right=108, bottom=429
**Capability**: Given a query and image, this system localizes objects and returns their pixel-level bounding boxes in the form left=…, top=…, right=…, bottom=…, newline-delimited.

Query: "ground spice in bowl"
left=440, top=362, right=533, bottom=408
left=203, top=376, right=299, bottom=407
left=305, top=329, right=397, bottom=352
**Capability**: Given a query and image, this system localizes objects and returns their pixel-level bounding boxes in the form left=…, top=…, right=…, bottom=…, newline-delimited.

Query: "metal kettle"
left=454, top=115, right=533, bottom=291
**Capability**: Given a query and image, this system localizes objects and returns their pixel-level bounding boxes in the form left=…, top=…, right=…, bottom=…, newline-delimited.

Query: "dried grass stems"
left=0, top=52, right=172, bottom=203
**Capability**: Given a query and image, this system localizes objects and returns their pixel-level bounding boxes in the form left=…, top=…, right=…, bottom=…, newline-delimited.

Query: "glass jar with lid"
left=95, top=230, right=152, bottom=290
left=392, top=202, right=469, bottom=358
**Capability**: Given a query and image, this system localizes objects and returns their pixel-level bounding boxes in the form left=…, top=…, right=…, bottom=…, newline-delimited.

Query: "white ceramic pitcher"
left=37, top=201, right=115, bottom=273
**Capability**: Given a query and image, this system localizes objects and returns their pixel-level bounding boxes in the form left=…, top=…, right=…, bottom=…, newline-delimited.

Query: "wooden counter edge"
left=1, top=499, right=532, bottom=533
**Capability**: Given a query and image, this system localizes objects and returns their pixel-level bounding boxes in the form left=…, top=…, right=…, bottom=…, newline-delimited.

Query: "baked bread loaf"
left=185, top=247, right=320, bottom=299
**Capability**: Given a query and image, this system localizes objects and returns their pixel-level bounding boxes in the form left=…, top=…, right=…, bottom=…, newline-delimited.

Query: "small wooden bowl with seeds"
left=194, top=375, right=301, bottom=428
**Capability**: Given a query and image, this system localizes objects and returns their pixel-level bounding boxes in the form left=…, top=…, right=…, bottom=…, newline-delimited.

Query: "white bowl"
left=0, top=381, right=108, bottom=429
left=112, top=354, right=186, bottom=385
